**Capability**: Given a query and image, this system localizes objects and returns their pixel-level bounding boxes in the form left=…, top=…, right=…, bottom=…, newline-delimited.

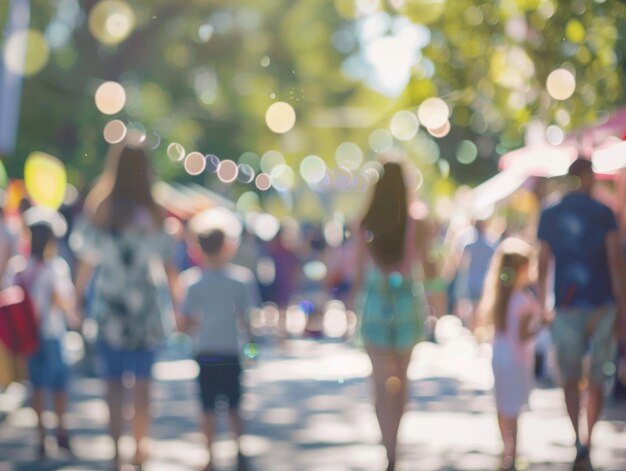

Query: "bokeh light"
left=300, top=155, right=327, bottom=185
left=95, top=81, right=126, bottom=115
left=546, top=68, right=576, bottom=101
left=361, top=161, right=384, bottom=185
left=270, top=165, right=295, bottom=192
left=237, top=192, right=262, bottom=214
left=255, top=173, right=272, bottom=191
left=126, top=122, right=146, bottom=144
left=369, top=129, right=394, bottom=153
left=144, top=131, right=161, bottom=150
left=89, top=0, right=136, bottom=46
left=103, top=120, right=127, bottom=144
left=417, top=97, right=449, bottom=130
left=335, top=142, right=363, bottom=171
left=324, top=220, right=344, bottom=247
left=333, top=0, right=359, bottom=19
left=3, top=30, right=50, bottom=76
left=391, top=0, right=446, bottom=25
left=183, top=152, right=206, bottom=176
left=205, top=154, right=220, bottom=173
left=197, top=24, right=214, bottom=43
left=546, top=125, right=565, bottom=146
left=261, top=150, right=285, bottom=174
left=167, top=143, right=186, bottom=162
left=303, top=261, right=328, bottom=281
left=237, top=164, right=256, bottom=184
left=428, top=120, right=451, bottom=138
left=239, top=152, right=261, bottom=172
left=217, top=160, right=239, bottom=183
left=456, top=140, right=478, bottom=164
left=251, top=213, right=280, bottom=241
left=334, top=167, right=355, bottom=191
left=265, top=101, right=296, bottom=134
left=390, top=110, right=419, bottom=141
left=323, top=302, right=349, bottom=338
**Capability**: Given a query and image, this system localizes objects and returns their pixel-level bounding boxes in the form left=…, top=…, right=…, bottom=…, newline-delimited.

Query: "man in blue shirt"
left=537, top=158, right=625, bottom=464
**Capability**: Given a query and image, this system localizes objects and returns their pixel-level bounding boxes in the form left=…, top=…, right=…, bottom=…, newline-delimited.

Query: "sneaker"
left=500, top=454, right=516, bottom=471
left=57, top=432, right=73, bottom=456
left=237, top=451, right=248, bottom=471
left=575, top=443, right=590, bottom=463
left=37, top=441, right=46, bottom=461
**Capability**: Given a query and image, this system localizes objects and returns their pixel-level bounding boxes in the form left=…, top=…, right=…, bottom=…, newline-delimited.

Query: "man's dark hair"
left=198, top=229, right=225, bottom=256
left=567, top=158, right=593, bottom=179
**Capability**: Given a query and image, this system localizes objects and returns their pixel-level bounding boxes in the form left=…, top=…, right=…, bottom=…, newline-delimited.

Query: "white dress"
left=492, top=290, right=538, bottom=417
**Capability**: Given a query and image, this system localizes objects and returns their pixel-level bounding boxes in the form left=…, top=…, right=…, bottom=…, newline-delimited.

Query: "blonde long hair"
left=476, top=237, right=532, bottom=332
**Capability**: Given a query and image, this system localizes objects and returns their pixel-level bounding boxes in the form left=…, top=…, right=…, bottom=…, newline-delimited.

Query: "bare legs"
left=132, top=379, right=151, bottom=465
left=106, top=380, right=124, bottom=467
left=106, top=377, right=151, bottom=469
left=32, top=389, right=70, bottom=458
left=366, top=346, right=413, bottom=470
left=200, top=409, right=244, bottom=470
left=564, top=380, right=581, bottom=445
left=31, top=389, right=46, bottom=452
left=497, top=413, right=518, bottom=469
left=564, top=379, right=604, bottom=451
left=53, top=391, right=68, bottom=436
left=585, top=383, right=604, bottom=447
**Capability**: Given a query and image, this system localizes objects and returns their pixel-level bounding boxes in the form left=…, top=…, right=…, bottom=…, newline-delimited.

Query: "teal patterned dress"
left=356, top=219, right=426, bottom=351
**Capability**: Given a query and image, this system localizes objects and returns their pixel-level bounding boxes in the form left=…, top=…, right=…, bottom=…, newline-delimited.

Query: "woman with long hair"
left=349, top=159, right=439, bottom=471
left=73, top=143, right=178, bottom=470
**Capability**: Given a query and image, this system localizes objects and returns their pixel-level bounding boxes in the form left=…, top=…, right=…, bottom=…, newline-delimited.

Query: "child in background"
left=17, top=207, right=78, bottom=459
left=476, top=238, right=541, bottom=471
left=179, top=208, right=260, bottom=471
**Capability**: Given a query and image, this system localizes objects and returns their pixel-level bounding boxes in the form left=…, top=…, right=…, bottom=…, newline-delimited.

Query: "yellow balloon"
left=24, top=152, right=67, bottom=210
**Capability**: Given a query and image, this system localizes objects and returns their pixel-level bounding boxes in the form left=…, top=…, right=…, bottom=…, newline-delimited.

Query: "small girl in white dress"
left=477, top=238, right=541, bottom=471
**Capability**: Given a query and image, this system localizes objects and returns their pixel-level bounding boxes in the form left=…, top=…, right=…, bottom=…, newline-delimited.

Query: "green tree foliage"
left=1, top=0, right=624, bottom=207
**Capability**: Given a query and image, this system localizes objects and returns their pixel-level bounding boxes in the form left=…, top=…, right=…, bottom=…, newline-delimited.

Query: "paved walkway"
left=0, top=319, right=625, bottom=471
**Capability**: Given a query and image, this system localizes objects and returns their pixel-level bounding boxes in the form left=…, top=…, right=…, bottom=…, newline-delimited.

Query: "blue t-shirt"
left=458, top=234, right=496, bottom=300
left=537, top=192, right=617, bottom=308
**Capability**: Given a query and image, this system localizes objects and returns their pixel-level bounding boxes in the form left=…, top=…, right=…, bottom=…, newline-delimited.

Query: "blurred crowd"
left=0, top=143, right=625, bottom=471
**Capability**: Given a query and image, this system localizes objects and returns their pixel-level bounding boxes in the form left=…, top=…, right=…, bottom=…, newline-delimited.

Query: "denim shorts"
left=551, top=305, right=617, bottom=385
left=28, top=338, right=69, bottom=391
left=98, top=341, right=155, bottom=380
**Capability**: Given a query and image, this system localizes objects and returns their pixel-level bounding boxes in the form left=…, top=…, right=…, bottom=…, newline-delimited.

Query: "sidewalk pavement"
left=0, top=383, right=27, bottom=423
left=0, top=320, right=624, bottom=470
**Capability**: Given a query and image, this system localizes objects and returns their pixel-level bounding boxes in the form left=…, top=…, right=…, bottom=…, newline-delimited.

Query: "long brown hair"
left=361, top=161, right=408, bottom=268
left=476, top=237, right=532, bottom=332
left=85, top=144, right=163, bottom=230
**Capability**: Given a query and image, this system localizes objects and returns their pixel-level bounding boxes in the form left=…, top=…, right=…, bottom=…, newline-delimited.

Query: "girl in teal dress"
left=349, top=161, right=438, bottom=471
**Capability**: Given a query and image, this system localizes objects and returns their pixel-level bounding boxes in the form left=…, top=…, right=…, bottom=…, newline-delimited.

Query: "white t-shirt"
left=181, top=264, right=260, bottom=355
left=0, top=222, right=17, bottom=288
left=19, top=257, right=74, bottom=340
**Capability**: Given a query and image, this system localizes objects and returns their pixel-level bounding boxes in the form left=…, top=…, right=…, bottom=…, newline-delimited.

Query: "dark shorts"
left=98, top=341, right=156, bottom=380
left=196, top=354, right=242, bottom=411
left=28, top=338, right=69, bottom=391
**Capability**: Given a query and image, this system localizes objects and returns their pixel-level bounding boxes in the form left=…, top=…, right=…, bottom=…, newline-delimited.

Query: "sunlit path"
left=0, top=324, right=625, bottom=470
